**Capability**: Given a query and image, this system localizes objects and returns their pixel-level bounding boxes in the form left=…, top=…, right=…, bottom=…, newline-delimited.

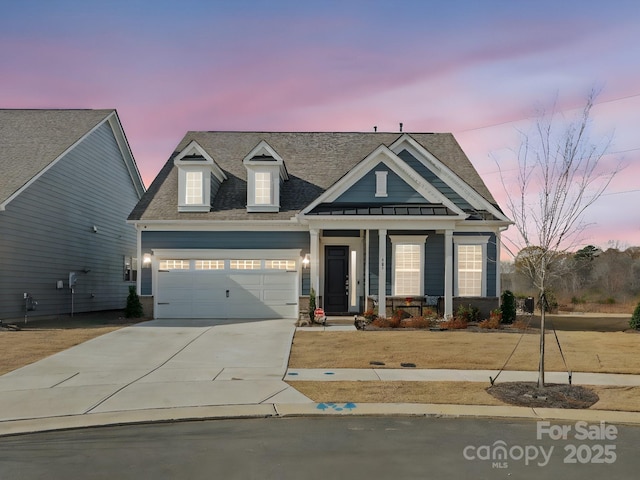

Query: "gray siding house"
left=128, top=132, right=511, bottom=320
left=0, top=109, right=145, bottom=320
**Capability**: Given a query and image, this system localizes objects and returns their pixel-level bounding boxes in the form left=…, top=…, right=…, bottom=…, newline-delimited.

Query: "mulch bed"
left=487, top=382, right=599, bottom=409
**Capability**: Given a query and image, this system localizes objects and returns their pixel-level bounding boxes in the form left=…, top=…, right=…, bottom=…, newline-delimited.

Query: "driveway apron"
left=0, top=319, right=310, bottom=423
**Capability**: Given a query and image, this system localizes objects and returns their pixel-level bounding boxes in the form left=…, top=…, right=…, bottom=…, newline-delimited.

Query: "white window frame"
left=389, top=235, right=427, bottom=296
left=453, top=235, right=489, bottom=297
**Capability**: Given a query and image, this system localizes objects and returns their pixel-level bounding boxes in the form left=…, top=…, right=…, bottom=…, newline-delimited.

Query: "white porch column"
left=378, top=229, right=387, bottom=317
left=495, top=232, right=502, bottom=299
left=136, top=226, right=142, bottom=295
left=310, top=228, right=320, bottom=294
left=444, top=229, right=453, bottom=318
left=365, top=229, right=370, bottom=299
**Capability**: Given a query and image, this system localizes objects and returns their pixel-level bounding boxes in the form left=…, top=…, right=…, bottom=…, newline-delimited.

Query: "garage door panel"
left=155, top=261, right=298, bottom=319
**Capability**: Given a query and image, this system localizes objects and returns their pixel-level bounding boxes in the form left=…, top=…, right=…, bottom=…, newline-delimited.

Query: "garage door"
left=154, top=256, right=299, bottom=319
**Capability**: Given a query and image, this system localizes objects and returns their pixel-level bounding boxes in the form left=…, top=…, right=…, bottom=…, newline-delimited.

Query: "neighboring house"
left=128, top=131, right=511, bottom=320
left=0, top=109, right=145, bottom=320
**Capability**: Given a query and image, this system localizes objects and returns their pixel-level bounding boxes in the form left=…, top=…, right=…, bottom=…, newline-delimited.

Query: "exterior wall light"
left=302, top=254, right=310, bottom=268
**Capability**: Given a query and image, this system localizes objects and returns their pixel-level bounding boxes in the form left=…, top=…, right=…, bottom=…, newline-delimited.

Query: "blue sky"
left=2, top=0, right=639, bottom=255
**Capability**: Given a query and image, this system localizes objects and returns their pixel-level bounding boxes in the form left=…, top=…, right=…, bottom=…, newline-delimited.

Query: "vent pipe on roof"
left=374, top=126, right=377, bottom=132
left=399, top=122, right=403, bottom=132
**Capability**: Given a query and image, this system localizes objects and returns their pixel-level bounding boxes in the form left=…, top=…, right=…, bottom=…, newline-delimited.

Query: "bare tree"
left=497, top=90, right=621, bottom=388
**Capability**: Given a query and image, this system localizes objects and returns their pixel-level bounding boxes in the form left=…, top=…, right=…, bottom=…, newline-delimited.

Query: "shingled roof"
left=129, top=131, right=499, bottom=221
left=0, top=109, right=116, bottom=206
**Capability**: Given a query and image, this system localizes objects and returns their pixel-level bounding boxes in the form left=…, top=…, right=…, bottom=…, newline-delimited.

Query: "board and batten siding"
left=0, top=122, right=141, bottom=319
left=140, top=230, right=310, bottom=295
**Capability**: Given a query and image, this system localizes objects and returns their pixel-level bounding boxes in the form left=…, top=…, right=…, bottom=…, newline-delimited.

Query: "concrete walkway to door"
left=0, top=319, right=310, bottom=429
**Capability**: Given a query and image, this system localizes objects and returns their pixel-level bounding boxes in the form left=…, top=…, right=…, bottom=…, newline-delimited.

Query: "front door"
left=324, top=245, right=349, bottom=314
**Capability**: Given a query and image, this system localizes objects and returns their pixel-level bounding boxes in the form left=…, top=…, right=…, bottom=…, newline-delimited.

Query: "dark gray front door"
left=324, top=245, right=349, bottom=314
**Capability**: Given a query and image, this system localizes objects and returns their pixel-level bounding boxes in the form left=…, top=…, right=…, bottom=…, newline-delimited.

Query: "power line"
left=458, top=91, right=640, bottom=134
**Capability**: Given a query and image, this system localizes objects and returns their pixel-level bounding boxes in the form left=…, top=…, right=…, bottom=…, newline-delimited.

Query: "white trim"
left=1, top=111, right=145, bottom=210
left=389, top=235, right=428, bottom=296
left=300, top=144, right=463, bottom=216
left=152, top=248, right=301, bottom=260
left=389, top=135, right=511, bottom=223
left=453, top=235, right=490, bottom=297
left=319, top=234, right=363, bottom=313
left=174, top=140, right=227, bottom=182
left=375, top=170, right=388, bottom=197
left=378, top=229, right=387, bottom=316
left=444, top=230, right=453, bottom=317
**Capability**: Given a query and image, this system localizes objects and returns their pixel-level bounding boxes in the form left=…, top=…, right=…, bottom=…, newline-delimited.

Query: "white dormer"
left=174, top=141, right=227, bottom=212
left=243, top=140, right=288, bottom=212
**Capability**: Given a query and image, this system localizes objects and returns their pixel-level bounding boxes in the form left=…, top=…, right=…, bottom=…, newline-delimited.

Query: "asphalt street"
left=1, top=416, right=638, bottom=480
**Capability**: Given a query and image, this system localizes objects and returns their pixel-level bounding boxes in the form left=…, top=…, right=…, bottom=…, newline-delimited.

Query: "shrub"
left=363, top=309, right=377, bottom=321
left=455, top=304, right=480, bottom=323
left=478, top=317, right=501, bottom=329
left=630, top=302, right=640, bottom=330
left=500, top=290, right=516, bottom=324
left=372, top=317, right=392, bottom=328
left=441, top=317, right=468, bottom=329
left=402, top=316, right=435, bottom=329
left=125, top=286, right=143, bottom=318
left=308, top=287, right=316, bottom=322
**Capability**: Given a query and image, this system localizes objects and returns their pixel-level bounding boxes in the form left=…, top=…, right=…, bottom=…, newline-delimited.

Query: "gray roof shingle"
left=129, top=131, right=499, bottom=221
left=0, top=109, right=114, bottom=205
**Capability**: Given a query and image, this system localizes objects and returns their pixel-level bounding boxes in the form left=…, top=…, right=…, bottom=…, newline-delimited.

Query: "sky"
left=2, top=0, right=639, bottom=258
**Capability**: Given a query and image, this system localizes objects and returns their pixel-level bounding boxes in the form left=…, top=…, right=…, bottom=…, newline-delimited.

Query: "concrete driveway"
left=0, top=319, right=310, bottom=423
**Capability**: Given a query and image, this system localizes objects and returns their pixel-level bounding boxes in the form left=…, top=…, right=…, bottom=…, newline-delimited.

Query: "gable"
left=334, top=162, right=426, bottom=204
left=0, top=109, right=144, bottom=210
left=396, top=150, right=472, bottom=210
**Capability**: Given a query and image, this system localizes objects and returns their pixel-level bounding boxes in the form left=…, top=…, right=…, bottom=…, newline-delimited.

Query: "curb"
left=2, top=403, right=640, bottom=437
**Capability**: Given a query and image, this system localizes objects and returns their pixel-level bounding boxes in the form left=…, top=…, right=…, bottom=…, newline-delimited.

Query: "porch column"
left=136, top=226, right=142, bottom=295
left=310, top=228, right=320, bottom=294
left=365, top=229, right=370, bottom=299
left=495, top=231, right=501, bottom=299
left=378, top=228, right=387, bottom=317
left=444, top=229, right=453, bottom=318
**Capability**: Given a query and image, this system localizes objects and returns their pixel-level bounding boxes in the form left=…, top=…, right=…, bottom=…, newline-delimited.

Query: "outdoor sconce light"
left=143, top=253, right=152, bottom=266
left=302, top=254, right=310, bottom=268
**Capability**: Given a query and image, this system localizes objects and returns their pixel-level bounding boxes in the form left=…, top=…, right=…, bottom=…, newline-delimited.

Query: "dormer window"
left=174, top=141, right=227, bottom=213
left=255, top=171, right=272, bottom=205
left=243, top=141, right=288, bottom=213
left=185, top=171, right=203, bottom=205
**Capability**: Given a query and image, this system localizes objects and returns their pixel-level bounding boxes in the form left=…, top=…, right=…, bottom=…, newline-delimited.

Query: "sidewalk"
left=2, top=320, right=640, bottom=437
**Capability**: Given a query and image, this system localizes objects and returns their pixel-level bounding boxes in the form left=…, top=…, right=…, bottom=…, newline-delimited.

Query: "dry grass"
left=287, top=381, right=640, bottom=412
left=0, top=311, right=142, bottom=375
left=289, top=330, right=640, bottom=374
left=288, top=381, right=505, bottom=406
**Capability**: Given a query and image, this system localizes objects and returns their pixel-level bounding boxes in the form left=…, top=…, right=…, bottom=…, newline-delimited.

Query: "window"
left=457, top=245, right=482, bottom=296
left=453, top=236, right=489, bottom=297
left=265, top=260, right=296, bottom=270
left=255, top=172, right=271, bottom=205
left=230, top=259, right=261, bottom=270
left=123, top=256, right=137, bottom=282
left=185, top=171, right=203, bottom=205
left=159, top=260, right=190, bottom=270
left=195, top=260, right=224, bottom=270
left=390, top=235, right=427, bottom=296
left=394, top=244, right=421, bottom=295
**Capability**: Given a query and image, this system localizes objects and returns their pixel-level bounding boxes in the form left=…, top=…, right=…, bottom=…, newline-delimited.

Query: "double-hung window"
left=453, top=236, right=490, bottom=297
left=390, top=235, right=427, bottom=296
left=254, top=172, right=272, bottom=205
left=185, top=171, right=203, bottom=205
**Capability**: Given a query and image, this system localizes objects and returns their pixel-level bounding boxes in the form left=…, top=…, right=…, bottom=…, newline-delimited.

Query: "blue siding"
left=210, top=172, right=222, bottom=201
left=425, top=233, right=445, bottom=295
left=397, top=150, right=472, bottom=210
left=0, top=122, right=141, bottom=318
left=334, top=162, right=423, bottom=204
left=140, top=230, right=310, bottom=295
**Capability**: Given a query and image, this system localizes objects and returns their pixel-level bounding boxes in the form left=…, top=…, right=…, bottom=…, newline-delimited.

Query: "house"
left=0, top=109, right=145, bottom=320
left=128, top=131, right=511, bottom=320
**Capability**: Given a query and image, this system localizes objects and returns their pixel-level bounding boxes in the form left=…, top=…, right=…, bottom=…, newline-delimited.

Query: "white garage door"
left=154, top=254, right=299, bottom=319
